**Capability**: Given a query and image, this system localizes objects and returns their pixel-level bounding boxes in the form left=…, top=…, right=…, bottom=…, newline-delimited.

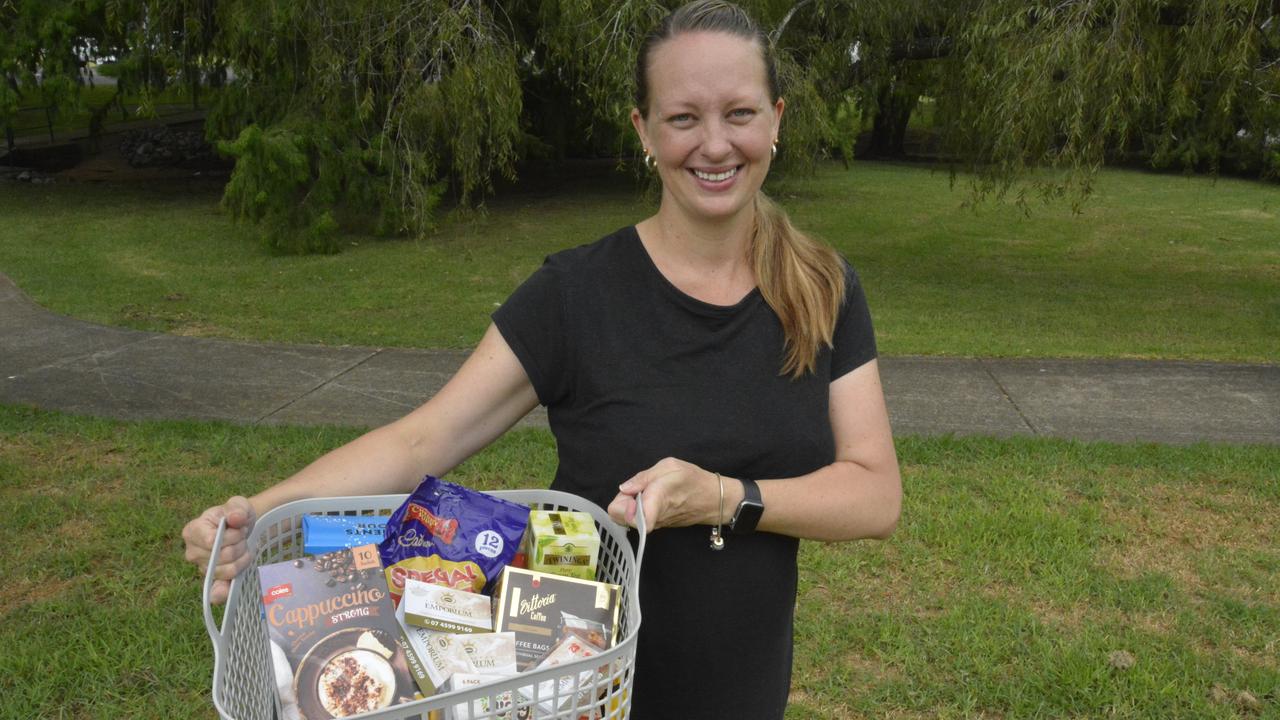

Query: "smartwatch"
left=729, top=478, right=764, bottom=534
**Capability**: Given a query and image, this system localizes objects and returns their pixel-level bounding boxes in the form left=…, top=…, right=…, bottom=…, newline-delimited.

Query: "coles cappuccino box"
left=491, top=566, right=621, bottom=671
left=258, top=544, right=433, bottom=718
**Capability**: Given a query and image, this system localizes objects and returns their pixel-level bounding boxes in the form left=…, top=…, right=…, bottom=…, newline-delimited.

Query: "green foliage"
left=930, top=0, right=1280, bottom=203
left=203, top=0, right=517, bottom=252
left=0, top=0, right=99, bottom=129
left=3, top=1, right=1278, bottom=247
left=218, top=123, right=334, bottom=254
left=0, top=0, right=212, bottom=138
left=217, top=114, right=438, bottom=254
left=758, top=1, right=1280, bottom=204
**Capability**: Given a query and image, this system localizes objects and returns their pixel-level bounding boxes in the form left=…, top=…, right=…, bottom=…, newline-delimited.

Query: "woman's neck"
left=636, top=208, right=757, bottom=306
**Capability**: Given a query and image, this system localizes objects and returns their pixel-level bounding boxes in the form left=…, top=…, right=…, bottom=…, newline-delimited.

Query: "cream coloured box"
left=526, top=510, right=600, bottom=581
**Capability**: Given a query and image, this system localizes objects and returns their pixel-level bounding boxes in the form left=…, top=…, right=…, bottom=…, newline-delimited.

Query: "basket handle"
left=633, top=490, right=647, bottom=572
left=202, top=517, right=229, bottom=645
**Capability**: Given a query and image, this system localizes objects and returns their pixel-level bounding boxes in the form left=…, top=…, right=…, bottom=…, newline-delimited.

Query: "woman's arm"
left=184, top=323, right=540, bottom=602
left=755, top=358, right=901, bottom=540
left=607, top=359, right=901, bottom=542
left=246, top=323, right=540, bottom=515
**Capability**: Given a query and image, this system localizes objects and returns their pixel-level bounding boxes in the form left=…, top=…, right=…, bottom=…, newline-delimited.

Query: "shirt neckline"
left=625, top=225, right=762, bottom=318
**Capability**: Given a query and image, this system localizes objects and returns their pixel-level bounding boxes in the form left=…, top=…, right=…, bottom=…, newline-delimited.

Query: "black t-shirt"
left=492, top=225, right=877, bottom=719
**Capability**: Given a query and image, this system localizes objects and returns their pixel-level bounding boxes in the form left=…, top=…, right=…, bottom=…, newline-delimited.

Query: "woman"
left=183, top=2, right=900, bottom=717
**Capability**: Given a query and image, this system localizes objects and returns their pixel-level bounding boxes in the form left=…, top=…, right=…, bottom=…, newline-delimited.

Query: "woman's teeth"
left=693, top=167, right=737, bottom=182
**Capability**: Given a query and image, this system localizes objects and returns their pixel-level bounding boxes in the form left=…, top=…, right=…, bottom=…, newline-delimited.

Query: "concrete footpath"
left=2, top=272, right=1277, bottom=445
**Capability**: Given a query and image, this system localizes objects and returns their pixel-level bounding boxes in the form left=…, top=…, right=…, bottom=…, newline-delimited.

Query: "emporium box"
left=491, top=567, right=621, bottom=671
left=258, top=544, right=431, bottom=718
left=526, top=510, right=600, bottom=581
left=400, top=578, right=493, bottom=634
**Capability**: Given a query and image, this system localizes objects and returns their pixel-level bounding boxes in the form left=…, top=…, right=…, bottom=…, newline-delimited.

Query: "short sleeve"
left=492, top=258, right=572, bottom=406
left=829, top=262, right=878, bottom=381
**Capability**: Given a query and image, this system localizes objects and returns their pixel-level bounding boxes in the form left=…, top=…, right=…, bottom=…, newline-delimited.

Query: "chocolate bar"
left=302, top=515, right=388, bottom=556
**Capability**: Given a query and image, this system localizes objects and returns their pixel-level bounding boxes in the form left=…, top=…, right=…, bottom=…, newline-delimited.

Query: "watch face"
left=731, top=500, right=764, bottom=534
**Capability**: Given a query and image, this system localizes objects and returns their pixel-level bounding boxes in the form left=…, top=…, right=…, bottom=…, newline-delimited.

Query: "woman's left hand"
left=608, top=457, right=739, bottom=532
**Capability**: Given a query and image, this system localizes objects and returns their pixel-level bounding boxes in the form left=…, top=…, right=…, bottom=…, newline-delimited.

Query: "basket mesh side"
left=450, top=650, right=634, bottom=720
left=216, top=564, right=275, bottom=720
left=214, top=493, right=639, bottom=720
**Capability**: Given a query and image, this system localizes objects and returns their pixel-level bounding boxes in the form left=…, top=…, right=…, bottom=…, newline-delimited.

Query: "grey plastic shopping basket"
left=203, top=489, right=646, bottom=720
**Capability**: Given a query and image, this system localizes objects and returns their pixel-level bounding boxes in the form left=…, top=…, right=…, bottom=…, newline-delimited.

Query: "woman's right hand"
left=183, top=496, right=257, bottom=605
left=179, top=323, right=539, bottom=605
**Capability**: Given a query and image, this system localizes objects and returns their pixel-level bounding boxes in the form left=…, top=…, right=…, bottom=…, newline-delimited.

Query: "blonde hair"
left=751, top=193, right=846, bottom=377
left=636, top=1, right=846, bottom=377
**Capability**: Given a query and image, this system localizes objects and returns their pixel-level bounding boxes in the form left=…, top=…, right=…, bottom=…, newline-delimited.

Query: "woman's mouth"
left=691, top=166, right=740, bottom=183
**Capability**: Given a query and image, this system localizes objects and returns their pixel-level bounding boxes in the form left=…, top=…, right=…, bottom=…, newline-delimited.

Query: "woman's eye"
left=670, top=113, right=694, bottom=124
left=730, top=108, right=756, bottom=120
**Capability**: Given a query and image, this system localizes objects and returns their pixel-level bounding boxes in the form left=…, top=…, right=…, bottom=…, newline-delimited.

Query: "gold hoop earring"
left=644, top=150, right=656, bottom=171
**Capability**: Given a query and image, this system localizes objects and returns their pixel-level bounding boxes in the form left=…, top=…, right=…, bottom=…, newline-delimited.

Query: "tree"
left=0, top=0, right=201, bottom=149
left=799, top=0, right=1280, bottom=201
left=0, top=0, right=118, bottom=146
left=201, top=0, right=524, bottom=252
left=3, top=1, right=1277, bottom=248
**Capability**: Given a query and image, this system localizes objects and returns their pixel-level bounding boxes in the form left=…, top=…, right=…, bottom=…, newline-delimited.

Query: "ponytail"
left=751, top=192, right=846, bottom=378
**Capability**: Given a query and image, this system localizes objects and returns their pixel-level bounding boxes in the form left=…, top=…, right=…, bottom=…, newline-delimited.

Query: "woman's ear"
left=773, top=97, right=786, bottom=137
left=631, top=107, right=649, bottom=152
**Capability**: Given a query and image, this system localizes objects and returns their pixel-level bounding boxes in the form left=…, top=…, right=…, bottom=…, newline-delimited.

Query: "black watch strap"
left=729, top=478, right=764, bottom=534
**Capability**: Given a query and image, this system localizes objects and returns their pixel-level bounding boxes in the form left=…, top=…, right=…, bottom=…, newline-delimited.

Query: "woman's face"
left=632, top=31, right=784, bottom=229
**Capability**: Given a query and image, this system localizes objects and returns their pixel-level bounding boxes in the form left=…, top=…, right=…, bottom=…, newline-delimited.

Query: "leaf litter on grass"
left=788, top=439, right=1280, bottom=718
left=1099, top=482, right=1280, bottom=607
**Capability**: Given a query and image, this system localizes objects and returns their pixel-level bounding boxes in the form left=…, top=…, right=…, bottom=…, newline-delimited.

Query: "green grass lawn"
left=1, top=405, right=1275, bottom=719
left=0, top=162, right=1276, bottom=361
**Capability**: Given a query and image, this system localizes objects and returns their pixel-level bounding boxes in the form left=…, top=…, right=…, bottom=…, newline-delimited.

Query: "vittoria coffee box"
left=258, top=544, right=432, bottom=718
left=491, top=567, right=621, bottom=671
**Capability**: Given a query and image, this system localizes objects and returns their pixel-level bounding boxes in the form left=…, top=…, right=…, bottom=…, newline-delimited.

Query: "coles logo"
left=263, top=583, right=293, bottom=605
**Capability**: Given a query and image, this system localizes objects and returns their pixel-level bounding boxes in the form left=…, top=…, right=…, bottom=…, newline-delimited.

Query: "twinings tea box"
left=527, top=510, right=600, bottom=581
left=258, top=544, right=433, bottom=718
left=401, top=578, right=492, bottom=634
left=492, top=566, right=621, bottom=671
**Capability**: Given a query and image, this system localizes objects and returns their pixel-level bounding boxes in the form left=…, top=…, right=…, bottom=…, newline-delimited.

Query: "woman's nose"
left=699, top=120, right=733, bottom=159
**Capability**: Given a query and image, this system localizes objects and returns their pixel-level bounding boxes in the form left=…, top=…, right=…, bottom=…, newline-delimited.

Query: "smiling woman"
left=631, top=30, right=784, bottom=233
left=181, top=3, right=901, bottom=720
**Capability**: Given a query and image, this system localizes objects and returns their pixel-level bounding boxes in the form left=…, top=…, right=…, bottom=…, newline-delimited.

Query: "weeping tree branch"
left=770, top=0, right=813, bottom=45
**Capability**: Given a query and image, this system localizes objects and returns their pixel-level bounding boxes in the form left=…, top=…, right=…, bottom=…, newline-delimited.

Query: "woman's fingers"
left=608, top=494, right=637, bottom=528
left=208, top=578, right=231, bottom=605
left=184, top=496, right=258, bottom=606
left=611, top=457, right=716, bottom=531
left=213, top=549, right=255, bottom=582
